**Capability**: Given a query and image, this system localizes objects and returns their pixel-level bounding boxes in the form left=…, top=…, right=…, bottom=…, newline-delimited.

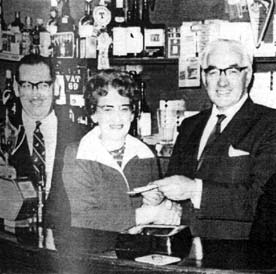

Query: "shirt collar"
left=22, top=110, right=57, bottom=133
left=211, top=93, right=248, bottom=120
left=77, top=126, right=154, bottom=170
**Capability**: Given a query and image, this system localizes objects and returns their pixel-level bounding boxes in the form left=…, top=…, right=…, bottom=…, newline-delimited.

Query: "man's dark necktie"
left=197, top=114, right=226, bottom=170
left=32, top=121, right=46, bottom=181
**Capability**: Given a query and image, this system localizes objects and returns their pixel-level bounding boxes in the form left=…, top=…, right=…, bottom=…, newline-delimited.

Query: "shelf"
left=1, top=53, right=276, bottom=66
left=254, top=56, right=276, bottom=63
left=0, top=52, right=23, bottom=61
left=110, top=57, right=178, bottom=65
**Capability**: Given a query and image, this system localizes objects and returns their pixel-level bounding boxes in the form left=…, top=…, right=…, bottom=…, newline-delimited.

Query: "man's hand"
left=142, top=182, right=164, bottom=206
left=154, top=175, right=198, bottom=201
left=136, top=199, right=182, bottom=225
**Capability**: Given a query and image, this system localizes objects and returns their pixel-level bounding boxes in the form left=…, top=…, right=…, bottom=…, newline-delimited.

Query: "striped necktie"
left=197, top=114, right=226, bottom=170
left=32, top=121, right=46, bottom=180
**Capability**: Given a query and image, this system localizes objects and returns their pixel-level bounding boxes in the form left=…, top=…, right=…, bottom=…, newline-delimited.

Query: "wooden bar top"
left=0, top=227, right=275, bottom=274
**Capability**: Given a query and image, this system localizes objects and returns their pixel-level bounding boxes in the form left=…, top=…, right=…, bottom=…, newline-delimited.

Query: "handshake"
left=135, top=175, right=200, bottom=226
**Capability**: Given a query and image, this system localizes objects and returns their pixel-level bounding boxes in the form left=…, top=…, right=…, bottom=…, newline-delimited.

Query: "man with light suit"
left=143, top=39, right=276, bottom=239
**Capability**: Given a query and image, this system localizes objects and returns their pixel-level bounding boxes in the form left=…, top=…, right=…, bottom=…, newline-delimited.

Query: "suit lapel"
left=213, top=98, right=257, bottom=149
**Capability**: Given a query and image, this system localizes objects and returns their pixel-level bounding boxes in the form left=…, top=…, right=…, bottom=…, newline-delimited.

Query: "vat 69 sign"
left=64, top=70, right=85, bottom=107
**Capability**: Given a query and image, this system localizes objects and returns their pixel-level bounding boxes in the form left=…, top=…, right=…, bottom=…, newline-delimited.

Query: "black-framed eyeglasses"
left=18, top=81, right=53, bottom=91
left=203, top=65, right=248, bottom=78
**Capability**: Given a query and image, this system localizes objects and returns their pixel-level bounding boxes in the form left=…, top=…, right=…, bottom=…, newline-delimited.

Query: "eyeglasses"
left=18, top=81, right=53, bottom=91
left=204, top=65, right=247, bottom=79
left=97, top=104, right=132, bottom=115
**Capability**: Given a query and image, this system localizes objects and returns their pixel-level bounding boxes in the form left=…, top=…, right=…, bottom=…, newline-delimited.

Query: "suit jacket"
left=250, top=173, right=276, bottom=242
left=167, top=98, right=276, bottom=239
left=9, top=106, right=89, bottom=231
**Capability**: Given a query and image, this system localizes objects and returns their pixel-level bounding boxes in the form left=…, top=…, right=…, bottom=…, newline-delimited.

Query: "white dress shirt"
left=192, top=94, right=248, bottom=209
left=22, top=110, right=58, bottom=197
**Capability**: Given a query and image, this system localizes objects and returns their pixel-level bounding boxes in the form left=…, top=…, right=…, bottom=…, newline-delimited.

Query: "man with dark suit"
left=143, top=39, right=276, bottom=239
left=250, top=174, right=276, bottom=242
left=10, top=54, right=87, bottom=248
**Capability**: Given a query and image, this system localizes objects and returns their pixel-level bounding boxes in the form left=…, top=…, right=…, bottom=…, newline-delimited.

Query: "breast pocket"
left=218, top=154, right=252, bottom=184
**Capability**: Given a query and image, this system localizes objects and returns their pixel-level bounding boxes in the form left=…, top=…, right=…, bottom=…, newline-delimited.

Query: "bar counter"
left=0, top=227, right=275, bottom=274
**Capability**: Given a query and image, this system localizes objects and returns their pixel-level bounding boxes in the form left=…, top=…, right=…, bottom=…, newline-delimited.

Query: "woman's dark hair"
left=84, top=69, right=137, bottom=115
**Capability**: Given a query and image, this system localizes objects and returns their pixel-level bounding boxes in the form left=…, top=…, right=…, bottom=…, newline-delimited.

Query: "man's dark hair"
left=15, top=54, right=55, bottom=82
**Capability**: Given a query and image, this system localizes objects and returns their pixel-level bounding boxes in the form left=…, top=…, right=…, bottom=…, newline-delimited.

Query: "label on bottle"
left=144, top=28, right=165, bottom=46
left=80, top=36, right=97, bottom=58
left=127, top=26, right=143, bottom=55
left=39, top=32, right=51, bottom=57
left=138, top=112, right=151, bottom=137
left=113, top=27, right=127, bottom=56
left=79, top=24, right=94, bottom=38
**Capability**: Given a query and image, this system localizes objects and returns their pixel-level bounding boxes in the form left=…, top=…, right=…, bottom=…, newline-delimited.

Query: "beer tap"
left=37, top=165, right=46, bottom=248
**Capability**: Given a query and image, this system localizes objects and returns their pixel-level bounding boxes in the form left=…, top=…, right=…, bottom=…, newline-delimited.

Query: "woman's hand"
left=136, top=199, right=182, bottom=226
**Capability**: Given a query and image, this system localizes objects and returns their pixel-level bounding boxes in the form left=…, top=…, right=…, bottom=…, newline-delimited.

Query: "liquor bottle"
left=142, top=0, right=166, bottom=57
left=137, top=80, right=151, bottom=137
left=46, top=0, right=59, bottom=36
left=128, top=70, right=139, bottom=136
left=57, top=0, right=78, bottom=58
left=10, top=11, right=24, bottom=33
left=58, top=0, right=75, bottom=32
left=21, top=16, right=33, bottom=55
left=112, top=0, right=127, bottom=57
left=2, top=70, right=21, bottom=128
left=79, top=0, right=97, bottom=58
left=126, top=0, right=143, bottom=57
left=30, top=18, right=46, bottom=55
left=0, top=0, right=6, bottom=31
left=0, top=0, right=5, bottom=51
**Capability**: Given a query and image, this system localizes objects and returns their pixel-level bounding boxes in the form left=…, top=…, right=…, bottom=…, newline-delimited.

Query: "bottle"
left=0, top=0, right=5, bottom=51
left=126, top=0, right=143, bottom=57
left=128, top=70, right=139, bottom=137
left=58, top=0, right=75, bottom=32
left=46, top=0, right=59, bottom=36
left=112, top=0, right=127, bottom=57
left=137, top=80, right=151, bottom=137
left=10, top=11, right=24, bottom=33
left=57, top=0, right=78, bottom=58
left=0, top=0, right=6, bottom=31
left=142, top=0, right=166, bottom=57
left=2, top=70, right=21, bottom=128
left=30, top=19, right=45, bottom=55
left=79, top=0, right=97, bottom=58
left=21, top=16, right=33, bottom=55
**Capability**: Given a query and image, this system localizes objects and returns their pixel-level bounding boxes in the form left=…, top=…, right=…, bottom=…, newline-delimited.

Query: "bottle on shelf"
left=2, top=70, right=21, bottom=128
left=126, top=0, right=143, bottom=57
left=30, top=18, right=47, bottom=55
left=46, top=0, right=59, bottom=36
left=142, top=0, right=166, bottom=57
left=128, top=70, right=140, bottom=137
left=137, top=79, right=151, bottom=137
left=112, top=0, right=128, bottom=57
left=79, top=0, right=97, bottom=58
left=21, top=16, right=33, bottom=55
left=0, top=0, right=6, bottom=31
left=10, top=11, right=24, bottom=33
left=58, top=0, right=75, bottom=32
left=56, top=0, right=78, bottom=58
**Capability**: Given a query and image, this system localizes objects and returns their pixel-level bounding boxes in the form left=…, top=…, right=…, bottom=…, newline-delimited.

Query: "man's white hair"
left=200, top=39, right=254, bottom=69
